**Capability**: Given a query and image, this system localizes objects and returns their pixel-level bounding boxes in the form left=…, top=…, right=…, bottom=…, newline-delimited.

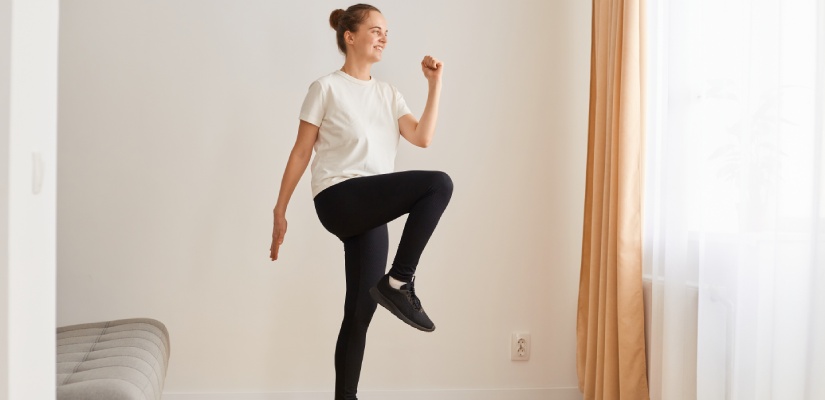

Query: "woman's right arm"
left=271, top=120, right=320, bottom=261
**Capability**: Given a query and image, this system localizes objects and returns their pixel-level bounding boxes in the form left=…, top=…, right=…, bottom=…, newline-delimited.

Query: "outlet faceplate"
left=511, top=332, right=531, bottom=361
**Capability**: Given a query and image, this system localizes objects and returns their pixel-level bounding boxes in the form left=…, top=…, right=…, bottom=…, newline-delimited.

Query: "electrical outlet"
left=511, top=332, right=531, bottom=361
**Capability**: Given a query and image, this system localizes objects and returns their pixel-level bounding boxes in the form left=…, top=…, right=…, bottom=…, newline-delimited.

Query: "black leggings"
left=313, top=170, right=453, bottom=400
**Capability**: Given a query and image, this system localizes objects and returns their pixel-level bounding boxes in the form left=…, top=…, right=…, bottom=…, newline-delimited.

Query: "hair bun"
left=329, top=9, right=345, bottom=30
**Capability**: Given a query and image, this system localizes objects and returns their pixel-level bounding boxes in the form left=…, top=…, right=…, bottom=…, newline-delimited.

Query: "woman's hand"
left=270, top=213, right=287, bottom=261
left=421, top=55, right=443, bottom=83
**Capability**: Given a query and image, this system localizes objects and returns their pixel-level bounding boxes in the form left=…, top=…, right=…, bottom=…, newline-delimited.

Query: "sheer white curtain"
left=644, top=0, right=825, bottom=399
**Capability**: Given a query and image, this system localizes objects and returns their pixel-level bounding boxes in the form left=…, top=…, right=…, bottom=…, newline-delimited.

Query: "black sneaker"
left=370, top=275, right=435, bottom=332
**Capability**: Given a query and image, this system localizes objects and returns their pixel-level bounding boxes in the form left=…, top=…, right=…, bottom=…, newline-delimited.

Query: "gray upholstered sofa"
left=56, top=318, right=170, bottom=400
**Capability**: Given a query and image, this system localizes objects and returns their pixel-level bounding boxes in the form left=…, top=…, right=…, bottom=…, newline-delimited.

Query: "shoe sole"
left=369, top=286, right=435, bottom=332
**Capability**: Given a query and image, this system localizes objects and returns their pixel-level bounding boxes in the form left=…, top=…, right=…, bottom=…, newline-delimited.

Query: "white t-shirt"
left=300, top=70, right=413, bottom=197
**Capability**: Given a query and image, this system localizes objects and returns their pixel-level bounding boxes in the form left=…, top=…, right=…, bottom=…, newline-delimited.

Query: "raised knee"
left=431, top=171, right=453, bottom=196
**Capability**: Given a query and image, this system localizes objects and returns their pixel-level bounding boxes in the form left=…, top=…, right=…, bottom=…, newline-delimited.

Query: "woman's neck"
left=340, top=59, right=372, bottom=81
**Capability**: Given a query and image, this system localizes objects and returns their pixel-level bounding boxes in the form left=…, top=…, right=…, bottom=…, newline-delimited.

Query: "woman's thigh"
left=314, top=170, right=450, bottom=239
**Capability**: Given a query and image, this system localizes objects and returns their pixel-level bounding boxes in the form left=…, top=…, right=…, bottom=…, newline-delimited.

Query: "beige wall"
left=57, top=0, right=591, bottom=395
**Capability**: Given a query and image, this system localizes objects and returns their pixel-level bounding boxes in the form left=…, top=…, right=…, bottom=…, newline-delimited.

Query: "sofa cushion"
left=57, top=318, right=170, bottom=400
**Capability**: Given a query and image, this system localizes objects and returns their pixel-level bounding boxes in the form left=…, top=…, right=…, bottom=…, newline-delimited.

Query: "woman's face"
left=347, top=11, right=388, bottom=63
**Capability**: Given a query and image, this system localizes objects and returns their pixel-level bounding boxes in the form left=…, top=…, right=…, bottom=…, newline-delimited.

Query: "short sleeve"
left=299, top=80, right=325, bottom=127
left=394, top=87, right=412, bottom=120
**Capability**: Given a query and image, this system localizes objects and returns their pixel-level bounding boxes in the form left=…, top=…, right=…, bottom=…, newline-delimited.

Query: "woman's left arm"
left=400, top=55, right=443, bottom=148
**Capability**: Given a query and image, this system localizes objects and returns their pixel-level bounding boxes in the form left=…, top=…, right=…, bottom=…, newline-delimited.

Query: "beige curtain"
left=576, top=0, right=649, bottom=399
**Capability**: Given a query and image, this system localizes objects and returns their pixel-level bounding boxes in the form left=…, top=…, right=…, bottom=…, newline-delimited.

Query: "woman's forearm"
left=274, top=150, right=311, bottom=216
left=413, top=80, right=442, bottom=147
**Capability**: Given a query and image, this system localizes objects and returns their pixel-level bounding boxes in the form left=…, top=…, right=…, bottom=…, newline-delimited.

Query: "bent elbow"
left=418, top=131, right=434, bottom=148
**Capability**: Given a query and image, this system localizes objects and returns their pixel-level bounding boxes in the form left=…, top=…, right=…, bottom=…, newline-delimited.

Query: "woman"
left=269, top=4, right=452, bottom=399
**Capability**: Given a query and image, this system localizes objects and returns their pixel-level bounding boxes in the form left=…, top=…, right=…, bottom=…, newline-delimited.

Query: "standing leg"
left=334, top=225, right=388, bottom=400
left=314, top=171, right=453, bottom=394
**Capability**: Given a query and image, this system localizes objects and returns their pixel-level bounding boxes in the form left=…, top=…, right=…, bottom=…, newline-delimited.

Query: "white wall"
left=0, top=0, right=10, bottom=394
left=57, top=0, right=591, bottom=396
left=2, top=0, right=59, bottom=398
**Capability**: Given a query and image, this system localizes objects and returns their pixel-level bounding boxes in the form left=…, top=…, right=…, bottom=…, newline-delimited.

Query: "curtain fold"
left=577, top=0, right=650, bottom=399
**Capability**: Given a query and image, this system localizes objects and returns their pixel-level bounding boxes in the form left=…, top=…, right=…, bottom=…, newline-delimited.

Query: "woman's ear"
left=344, top=31, right=354, bottom=45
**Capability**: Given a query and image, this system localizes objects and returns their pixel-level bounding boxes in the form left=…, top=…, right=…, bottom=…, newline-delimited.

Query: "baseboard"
left=163, top=387, right=582, bottom=400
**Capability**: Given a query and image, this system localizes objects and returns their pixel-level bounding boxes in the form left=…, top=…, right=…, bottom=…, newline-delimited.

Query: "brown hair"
left=329, top=4, right=381, bottom=55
